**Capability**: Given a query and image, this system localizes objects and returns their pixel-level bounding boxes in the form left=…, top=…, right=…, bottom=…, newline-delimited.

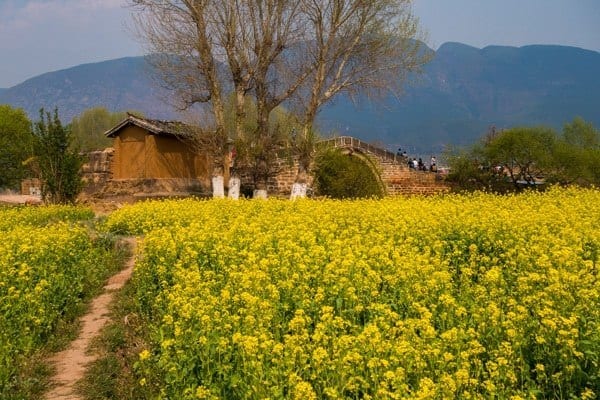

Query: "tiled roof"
left=104, top=114, right=194, bottom=138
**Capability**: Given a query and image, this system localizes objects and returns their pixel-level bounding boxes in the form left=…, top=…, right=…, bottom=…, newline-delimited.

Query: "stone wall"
left=235, top=157, right=314, bottom=198
left=264, top=156, right=448, bottom=197
left=100, top=178, right=210, bottom=198
left=268, top=159, right=314, bottom=196
left=81, top=148, right=114, bottom=194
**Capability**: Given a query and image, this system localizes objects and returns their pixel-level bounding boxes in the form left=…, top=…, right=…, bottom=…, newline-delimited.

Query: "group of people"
left=408, top=157, right=437, bottom=172
left=397, top=148, right=437, bottom=172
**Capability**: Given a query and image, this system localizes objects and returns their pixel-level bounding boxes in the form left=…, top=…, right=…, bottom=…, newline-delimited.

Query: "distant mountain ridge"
left=320, top=42, right=600, bottom=151
left=1, top=43, right=599, bottom=152
left=0, top=57, right=173, bottom=122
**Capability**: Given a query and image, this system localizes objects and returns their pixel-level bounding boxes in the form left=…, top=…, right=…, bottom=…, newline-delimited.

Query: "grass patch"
left=3, top=353, right=53, bottom=400
left=9, top=231, right=128, bottom=400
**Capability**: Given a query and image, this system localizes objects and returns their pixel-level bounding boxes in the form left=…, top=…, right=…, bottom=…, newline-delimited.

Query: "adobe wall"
left=81, top=146, right=211, bottom=198
left=111, top=125, right=209, bottom=180
left=81, top=148, right=114, bottom=195
left=112, top=126, right=146, bottom=179
left=146, top=135, right=210, bottom=179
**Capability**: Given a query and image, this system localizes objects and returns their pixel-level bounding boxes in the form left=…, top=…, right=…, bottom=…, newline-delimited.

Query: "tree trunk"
left=253, top=189, right=268, bottom=199
left=290, top=182, right=307, bottom=199
left=253, top=174, right=269, bottom=199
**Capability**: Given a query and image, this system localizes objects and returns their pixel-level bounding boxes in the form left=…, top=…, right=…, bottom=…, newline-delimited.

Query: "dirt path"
left=44, top=237, right=137, bottom=400
left=0, top=194, right=42, bottom=205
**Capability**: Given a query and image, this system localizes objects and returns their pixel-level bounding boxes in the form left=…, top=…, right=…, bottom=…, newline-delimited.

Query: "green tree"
left=447, top=119, right=600, bottom=192
left=484, top=126, right=556, bottom=188
left=33, top=109, right=83, bottom=204
left=70, top=107, right=143, bottom=152
left=0, top=105, right=34, bottom=190
left=549, top=117, right=600, bottom=185
left=445, top=146, right=501, bottom=192
left=313, top=148, right=384, bottom=199
left=563, top=117, right=599, bottom=148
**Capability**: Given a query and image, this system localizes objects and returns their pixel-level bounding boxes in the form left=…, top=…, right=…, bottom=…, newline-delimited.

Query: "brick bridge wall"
left=267, top=155, right=449, bottom=197
left=378, top=159, right=449, bottom=196
left=322, top=137, right=450, bottom=196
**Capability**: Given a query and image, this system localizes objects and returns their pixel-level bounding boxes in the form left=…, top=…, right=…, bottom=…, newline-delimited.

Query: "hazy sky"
left=0, top=0, right=599, bottom=88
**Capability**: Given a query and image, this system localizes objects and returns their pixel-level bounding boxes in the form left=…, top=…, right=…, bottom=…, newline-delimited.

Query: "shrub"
left=313, top=148, right=384, bottom=198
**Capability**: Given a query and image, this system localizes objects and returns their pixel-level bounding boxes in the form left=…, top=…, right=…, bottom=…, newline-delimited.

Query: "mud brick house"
left=105, top=114, right=209, bottom=180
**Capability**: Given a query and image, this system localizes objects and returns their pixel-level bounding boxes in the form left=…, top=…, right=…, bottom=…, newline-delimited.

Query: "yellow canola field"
left=106, top=188, right=600, bottom=399
left=0, top=204, right=93, bottom=232
left=0, top=205, right=104, bottom=396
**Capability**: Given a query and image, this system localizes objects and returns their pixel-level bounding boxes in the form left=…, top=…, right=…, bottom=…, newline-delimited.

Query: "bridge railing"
left=319, top=136, right=400, bottom=163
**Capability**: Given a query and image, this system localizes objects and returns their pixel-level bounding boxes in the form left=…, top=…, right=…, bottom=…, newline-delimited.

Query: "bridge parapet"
left=320, top=136, right=402, bottom=164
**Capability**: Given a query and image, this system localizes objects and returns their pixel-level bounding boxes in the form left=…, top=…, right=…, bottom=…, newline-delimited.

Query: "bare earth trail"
left=44, top=237, right=137, bottom=400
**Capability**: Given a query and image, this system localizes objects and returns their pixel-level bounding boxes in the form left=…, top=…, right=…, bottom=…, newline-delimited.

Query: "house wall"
left=112, top=125, right=146, bottom=179
left=111, top=125, right=209, bottom=181
left=146, top=135, right=209, bottom=179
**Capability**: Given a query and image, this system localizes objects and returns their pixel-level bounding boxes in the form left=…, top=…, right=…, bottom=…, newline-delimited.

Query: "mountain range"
left=1, top=42, right=599, bottom=153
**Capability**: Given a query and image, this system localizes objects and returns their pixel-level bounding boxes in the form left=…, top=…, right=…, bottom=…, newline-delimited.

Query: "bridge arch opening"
left=312, top=147, right=386, bottom=199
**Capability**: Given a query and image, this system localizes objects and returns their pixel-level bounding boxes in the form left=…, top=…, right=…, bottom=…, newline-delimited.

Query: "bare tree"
left=131, top=0, right=307, bottom=197
left=131, top=0, right=229, bottom=197
left=130, top=0, right=428, bottom=198
left=209, top=1, right=310, bottom=197
left=288, top=0, right=429, bottom=198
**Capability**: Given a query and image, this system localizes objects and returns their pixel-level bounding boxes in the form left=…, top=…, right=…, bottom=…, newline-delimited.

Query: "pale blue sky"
left=0, top=0, right=599, bottom=88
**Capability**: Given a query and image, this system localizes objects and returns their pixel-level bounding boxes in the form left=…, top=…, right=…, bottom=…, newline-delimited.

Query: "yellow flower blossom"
left=101, top=188, right=600, bottom=399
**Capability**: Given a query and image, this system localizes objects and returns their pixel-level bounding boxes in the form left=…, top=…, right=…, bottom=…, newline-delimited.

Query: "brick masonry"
left=267, top=156, right=449, bottom=197
left=378, top=159, right=450, bottom=196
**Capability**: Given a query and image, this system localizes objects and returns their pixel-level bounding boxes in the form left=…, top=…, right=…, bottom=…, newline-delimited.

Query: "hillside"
left=1, top=43, right=599, bottom=152
left=0, top=57, right=173, bottom=122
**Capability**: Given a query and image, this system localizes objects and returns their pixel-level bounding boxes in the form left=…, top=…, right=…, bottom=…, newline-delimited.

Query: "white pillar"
left=253, top=189, right=268, bottom=199
left=212, top=176, right=225, bottom=198
left=228, top=177, right=240, bottom=200
left=290, top=182, right=307, bottom=200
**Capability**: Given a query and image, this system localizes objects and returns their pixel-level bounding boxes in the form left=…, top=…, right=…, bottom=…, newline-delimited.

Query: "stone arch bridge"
left=318, top=136, right=449, bottom=196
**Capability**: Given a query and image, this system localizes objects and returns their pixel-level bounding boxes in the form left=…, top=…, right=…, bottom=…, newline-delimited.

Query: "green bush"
left=313, top=148, right=384, bottom=199
left=33, top=109, right=83, bottom=204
